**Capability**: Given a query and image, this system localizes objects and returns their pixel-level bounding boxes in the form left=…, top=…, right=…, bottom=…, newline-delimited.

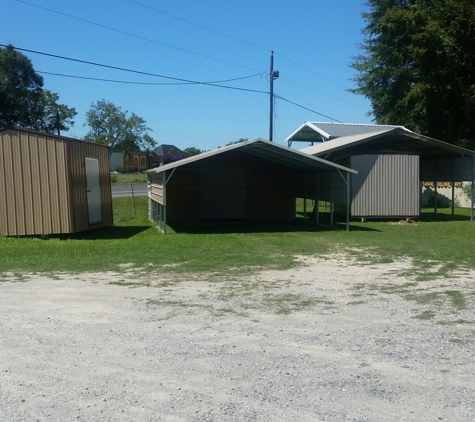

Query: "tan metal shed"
left=0, top=126, right=113, bottom=236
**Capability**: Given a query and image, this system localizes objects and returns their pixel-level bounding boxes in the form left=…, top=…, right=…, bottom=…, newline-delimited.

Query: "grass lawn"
left=110, top=172, right=148, bottom=184
left=1, top=197, right=475, bottom=277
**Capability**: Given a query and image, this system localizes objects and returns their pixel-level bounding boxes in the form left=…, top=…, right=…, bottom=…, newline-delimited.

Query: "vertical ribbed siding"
left=0, top=129, right=71, bottom=236
left=0, top=128, right=111, bottom=236
left=351, top=154, right=419, bottom=217
left=68, top=140, right=112, bottom=233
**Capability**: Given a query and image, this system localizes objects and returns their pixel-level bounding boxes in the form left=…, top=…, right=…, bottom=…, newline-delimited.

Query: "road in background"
left=111, top=184, right=148, bottom=197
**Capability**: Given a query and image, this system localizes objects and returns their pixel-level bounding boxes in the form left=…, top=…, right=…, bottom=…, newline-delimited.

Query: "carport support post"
left=330, top=173, right=334, bottom=228
left=346, top=171, right=351, bottom=232
left=434, top=159, right=438, bottom=214
left=451, top=159, right=455, bottom=216
left=472, top=156, right=474, bottom=221
left=315, top=174, right=320, bottom=224
left=304, top=173, right=307, bottom=221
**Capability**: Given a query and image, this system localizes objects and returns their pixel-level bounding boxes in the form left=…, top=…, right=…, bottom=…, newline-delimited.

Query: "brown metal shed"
left=146, top=138, right=357, bottom=233
left=0, top=126, right=113, bottom=236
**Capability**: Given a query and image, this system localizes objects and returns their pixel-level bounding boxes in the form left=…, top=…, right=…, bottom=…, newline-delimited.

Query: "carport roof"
left=300, top=128, right=475, bottom=160
left=285, top=122, right=407, bottom=144
left=146, top=138, right=357, bottom=174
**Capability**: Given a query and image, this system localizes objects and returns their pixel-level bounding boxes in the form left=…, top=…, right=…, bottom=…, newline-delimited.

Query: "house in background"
left=0, top=126, right=113, bottom=236
left=286, top=123, right=475, bottom=221
left=148, top=144, right=189, bottom=168
left=110, top=145, right=189, bottom=171
left=146, top=138, right=357, bottom=233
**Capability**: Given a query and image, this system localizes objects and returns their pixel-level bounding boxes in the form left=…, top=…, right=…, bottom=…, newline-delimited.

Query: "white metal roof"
left=146, top=138, right=357, bottom=174
left=285, top=122, right=409, bottom=145
left=300, top=128, right=475, bottom=159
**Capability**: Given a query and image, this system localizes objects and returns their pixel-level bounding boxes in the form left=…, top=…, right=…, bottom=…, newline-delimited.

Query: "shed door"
left=85, top=158, right=102, bottom=224
left=200, top=167, right=248, bottom=219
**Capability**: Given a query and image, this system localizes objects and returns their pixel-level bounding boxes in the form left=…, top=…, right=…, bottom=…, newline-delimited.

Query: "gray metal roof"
left=285, top=122, right=408, bottom=145
left=146, top=138, right=357, bottom=175
left=301, top=128, right=475, bottom=160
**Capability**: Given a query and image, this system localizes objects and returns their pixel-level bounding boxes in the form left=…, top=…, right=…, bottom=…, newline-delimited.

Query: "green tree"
left=183, top=146, right=203, bottom=156
left=84, top=99, right=156, bottom=152
left=32, top=90, right=77, bottom=133
left=0, top=45, right=76, bottom=132
left=350, top=0, right=475, bottom=148
left=225, top=138, right=248, bottom=146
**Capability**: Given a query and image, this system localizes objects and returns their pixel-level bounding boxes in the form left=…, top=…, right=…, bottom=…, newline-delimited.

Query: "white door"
left=85, top=158, right=102, bottom=224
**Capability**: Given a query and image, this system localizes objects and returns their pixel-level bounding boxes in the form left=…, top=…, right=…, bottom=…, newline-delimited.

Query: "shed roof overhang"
left=146, top=138, right=357, bottom=175
left=300, top=128, right=475, bottom=161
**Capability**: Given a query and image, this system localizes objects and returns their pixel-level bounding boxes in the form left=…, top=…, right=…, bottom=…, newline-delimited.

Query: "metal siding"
left=0, top=131, right=16, bottom=236
left=68, top=140, right=112, bottom=233
left=351, top=154, right=419, bottom=217
left=0, top=128, right=111, bottom=236
left=200, top=167, right=248, bottom=219
left=0, top=133, right=6, bottom=235
left=249, top=166, right=295, bottom=221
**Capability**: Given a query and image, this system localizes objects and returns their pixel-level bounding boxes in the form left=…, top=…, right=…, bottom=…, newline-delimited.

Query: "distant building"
left=148, top=145, right=189, bottom=168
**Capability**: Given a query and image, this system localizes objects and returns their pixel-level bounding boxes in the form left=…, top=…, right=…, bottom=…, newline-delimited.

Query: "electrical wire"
left=37, top=70, right=266, bottom=86
left=275, top=95, right=342, bottom=122
left=2, top=44, right=343, bottom=124
left=1, top=45, right=269, bottom=94
left=13, top=0, right=264, bottom=73
left=128, top=0, right=270, bottom=52
left=12, top=0, right=366, bottom=112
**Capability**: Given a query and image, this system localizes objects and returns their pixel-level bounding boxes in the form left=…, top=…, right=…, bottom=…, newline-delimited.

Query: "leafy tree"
left=0, top=45, right=76, bottom=132
left=183, top=146, right=203, bottom=156
left=84, top=99, right=156, bottom=152
left=350, top=0, right=475, bottom=148
left=225, top=138, right=248, bottom=146
left=32, top=90, right=77, bottom=133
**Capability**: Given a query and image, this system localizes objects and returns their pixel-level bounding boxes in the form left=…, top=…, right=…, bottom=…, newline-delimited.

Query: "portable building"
left=291, top=126, right=475, bottom=220
left=146, top=138, right=357, bottom=233
left=0, top=126, right=113, bottom=236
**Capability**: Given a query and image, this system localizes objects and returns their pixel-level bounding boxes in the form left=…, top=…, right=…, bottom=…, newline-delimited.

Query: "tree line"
left=3, top=0, right=475, bottom=155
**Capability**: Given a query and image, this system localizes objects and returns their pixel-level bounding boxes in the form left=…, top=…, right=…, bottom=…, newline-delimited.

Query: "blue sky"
left=2, top=0, right=372, bottom=151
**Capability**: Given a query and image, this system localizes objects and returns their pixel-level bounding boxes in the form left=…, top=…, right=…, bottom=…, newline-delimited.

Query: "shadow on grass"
left=42, top=225, right=151, bottom=241
left=168, top=219, right=378, bottom=234
left=419, top=209, right=474, bottom=222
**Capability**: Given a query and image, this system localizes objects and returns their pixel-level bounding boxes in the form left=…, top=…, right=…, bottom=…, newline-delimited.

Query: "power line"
left=2, top=44, right=343, bottom=124
left=129, top=0, right=270, bottom=52
left=13, top=0, right=264, bottom=73
left=12, top=1, right=365, bottom=112
left=275, top=95, right=342, bottom=122
left=280, top=77, right=368, bottom=110
left=128, top=0, right=350, bottom=90
left=2, top=45, right=269, bottom=94
left=37, top=70, right=266, bottom=86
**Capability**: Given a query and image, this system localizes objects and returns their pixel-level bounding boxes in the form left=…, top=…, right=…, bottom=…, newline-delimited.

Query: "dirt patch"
left=1, top=255, right=474, bottom=421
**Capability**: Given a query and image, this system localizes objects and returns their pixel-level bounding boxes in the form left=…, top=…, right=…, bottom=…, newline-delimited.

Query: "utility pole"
left=269, top=51, right=279, bottom=142
left=56, top=109, right=60, bottom=136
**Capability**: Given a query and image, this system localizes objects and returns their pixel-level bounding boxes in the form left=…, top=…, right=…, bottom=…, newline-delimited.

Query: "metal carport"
left=146, top=138, right=357, bottom=233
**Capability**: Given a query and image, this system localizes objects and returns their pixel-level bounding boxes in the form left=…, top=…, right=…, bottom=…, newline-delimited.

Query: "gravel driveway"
left=1, top=255, right=474, bottom=421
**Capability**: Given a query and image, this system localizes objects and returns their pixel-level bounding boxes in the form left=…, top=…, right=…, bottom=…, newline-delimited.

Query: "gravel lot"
left=1, top=255, right=474, bottom=421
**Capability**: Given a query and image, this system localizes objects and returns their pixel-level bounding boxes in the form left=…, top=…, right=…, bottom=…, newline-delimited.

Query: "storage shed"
left=293, top=126, right=475, bottom=220
left=146, top=138, right=357, bottom=233
left=0, top=126, right=113, bottom=236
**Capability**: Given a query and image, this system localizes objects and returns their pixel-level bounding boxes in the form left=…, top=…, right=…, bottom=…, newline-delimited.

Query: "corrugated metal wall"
left=0, top=128, right=112, bottom=236
left=351, top=154, right=419, bottom=217
left=0, top=129, right=72, bottom=236
left=68, top=139, right=113, bottom=232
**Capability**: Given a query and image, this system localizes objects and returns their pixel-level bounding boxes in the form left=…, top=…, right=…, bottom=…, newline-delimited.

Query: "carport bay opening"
left=146, top=143, right=354, bottom=233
